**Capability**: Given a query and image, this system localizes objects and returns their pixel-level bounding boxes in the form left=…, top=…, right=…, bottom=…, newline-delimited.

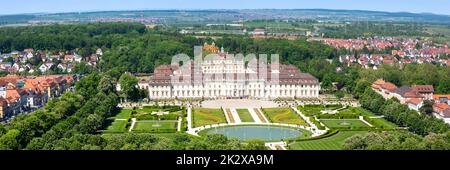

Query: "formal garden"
left=103, top=106, right=185, bottom=133
left=236, top=109, right=255, bottom=122
left=320, top=119, right=370, bottom=129
left=287, top=104, right=402, bottom=150
left=191, top=108, right=227, bottom=127
left=261, top=108, right=309, bottom=126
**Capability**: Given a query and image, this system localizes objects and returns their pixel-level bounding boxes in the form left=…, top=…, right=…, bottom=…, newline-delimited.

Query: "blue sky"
left=1, top=0, right=450, bottom=15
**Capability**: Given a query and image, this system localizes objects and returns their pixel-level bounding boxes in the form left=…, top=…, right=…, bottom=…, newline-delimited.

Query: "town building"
left=0, top=74, right=74, bottom=119
left=372, top=79, right=450, bottom=124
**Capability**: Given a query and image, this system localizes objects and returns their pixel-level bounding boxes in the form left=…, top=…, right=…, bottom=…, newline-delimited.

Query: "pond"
left=202, top=125, right=306, bottom=141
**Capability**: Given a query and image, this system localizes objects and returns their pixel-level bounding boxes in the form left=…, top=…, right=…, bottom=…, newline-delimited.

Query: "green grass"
left=192, top=108, right=227, bottom=127
left=368, top=118, right=398, bottom=129
left=134, top=106, right=182, bottom=115
left=289, top=131, right=368, bottom=150
left=104, top=120, right=128, bottom=133
left=348, top=107, right=376, bottom=117
left=132, top=121, right=178, bottom=133
left=114, top=109, right=132, bottom=119
left=321, top=119, right=370, bottom=129
left=236, top=109, right=254, bottom=122
left=298, top=105, right=342, bottom=116
left=262, top=108, right=309, bottom=126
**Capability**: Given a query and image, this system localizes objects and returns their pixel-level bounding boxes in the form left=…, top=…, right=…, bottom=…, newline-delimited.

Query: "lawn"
left=114, top=109, right=132, bottom=119
left=262, top=108, right=309, bottom=126
left=298, top=105, right=343, bottom=116
left=321, top=119, right=370, bottom=129
left=132, top=121, right=178, bottom=133
left=289, top=131, right=368, bottom=150
left=192, top=108, right=227, bottom=127
left=133, top=106, right=183, bottom=115
left=104, top=120, right=128, bottom=133
left=367, top=118, right=398, bottom=129
left=236, top=109, right=254, bottom=122
left=343, top=107, right=376, bottom=117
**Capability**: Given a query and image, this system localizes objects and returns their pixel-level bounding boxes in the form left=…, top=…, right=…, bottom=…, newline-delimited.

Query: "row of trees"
left=357, top=87, right=449, bottom=136
left=355, top=64, right=450, bottom=94
left=344, top=131, right=450, bottom=150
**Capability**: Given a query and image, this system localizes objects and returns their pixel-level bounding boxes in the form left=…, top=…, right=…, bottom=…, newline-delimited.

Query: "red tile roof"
left=412, top=85, right=434, bottom=93
left=381, top=82, right=398, bottom=92
left=434, top=103, right=450, bottom=113
left=406, top=98, right=423, bottom=105
left=433, top=94, right=450, bottom=101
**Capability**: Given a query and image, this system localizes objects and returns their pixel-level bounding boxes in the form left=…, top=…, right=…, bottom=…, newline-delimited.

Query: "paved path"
left=248, top=108, right=263, bottom=123
left=253, top=108, right=269, bottom=123
left=230, top=108, right=242, bottom=123
left=291, top=107, right=327, bottom=137
left=202, top=99, right=279, bottom=108
left=187, top=105, right=192, bottom=131
left=223, top=108, right=235, bottom=123
left=177, top=117, right=182, bottom=132
left=359, top=116, right=374, bottom=127
left=129, top=118, right=137, bottom=132
left=186, top=122, right=310, bottom=136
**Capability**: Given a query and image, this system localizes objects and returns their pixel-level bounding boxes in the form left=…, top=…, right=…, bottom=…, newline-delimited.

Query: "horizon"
left=2, top=8, right=449, bottom=17
left=0, top=0, right=450, bottom=16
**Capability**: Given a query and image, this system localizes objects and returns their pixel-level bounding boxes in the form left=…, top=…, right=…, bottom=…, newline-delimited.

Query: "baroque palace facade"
left=143, top=43, right=320, bottom=100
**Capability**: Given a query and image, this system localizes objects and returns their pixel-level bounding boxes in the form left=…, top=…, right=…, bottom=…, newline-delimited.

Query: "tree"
left=0, top=129, right=21, bottom=150
left=321, top=73, right=333, bottom=90
left=353, top=79, right=371, bottom=98
left=72, top=61, right=94, bottom=75
left=119, top=73, right=138, bottom=102
left=243, top=140, right=267, bottom=150
left=335, top=90, right=345, bottom=99
left=436, top=77, right=450, bottom=94
left=420, top=100, right=434, bottom=115
left=77, top=113, right=103, bottom=134
left=97, top=75, right=115, bottom=93
left=0, top=123, right=5, bottom=136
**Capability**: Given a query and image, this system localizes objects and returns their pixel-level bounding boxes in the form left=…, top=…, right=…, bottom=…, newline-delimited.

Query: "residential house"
left=39, top=62, right=54, bottom=73
left=433, top=94, right=450, bottom=105
left=391, top=86, right=424, bottom=104
left=411, top=85, right=434, bottom=100
left=406, top=98, right=423, bottom=111
left=433, top=103, right=450, bottom=124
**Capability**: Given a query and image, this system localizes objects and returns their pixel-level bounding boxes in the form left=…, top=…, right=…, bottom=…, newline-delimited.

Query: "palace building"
left=144, top=43, right=320, bottom=100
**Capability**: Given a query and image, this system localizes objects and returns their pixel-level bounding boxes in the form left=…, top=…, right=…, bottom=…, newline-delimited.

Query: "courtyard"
left=201, top=99, right=279, bottom=108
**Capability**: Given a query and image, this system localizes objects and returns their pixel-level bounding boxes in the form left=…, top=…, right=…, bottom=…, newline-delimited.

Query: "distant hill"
left=1, top=9, right=450, bottom=26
